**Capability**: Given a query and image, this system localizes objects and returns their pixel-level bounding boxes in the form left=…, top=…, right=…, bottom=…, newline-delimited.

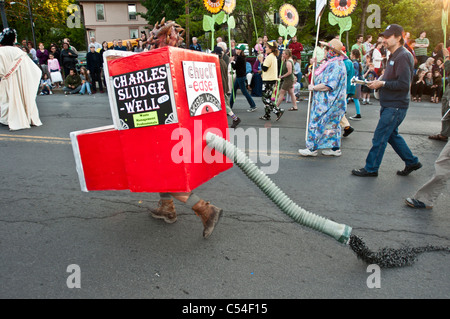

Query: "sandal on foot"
left=288, top=107, right=298, bottom=111
left=405, top=198, right=433, bottom=209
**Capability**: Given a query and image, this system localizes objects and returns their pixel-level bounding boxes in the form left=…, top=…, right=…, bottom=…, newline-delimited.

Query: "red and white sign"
left=70, top=47, right=232, bottom=193
left=182, top=61, right=222, bottom=117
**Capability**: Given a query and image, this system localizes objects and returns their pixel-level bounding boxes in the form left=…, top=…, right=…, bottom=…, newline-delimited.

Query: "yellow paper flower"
left=279, top=4, right=299, bottom=27
left=204, top=0, right=225, bottom=14
left=222, top=0, right=236, bottom=14
left=329, top=0, right=358, bottom=17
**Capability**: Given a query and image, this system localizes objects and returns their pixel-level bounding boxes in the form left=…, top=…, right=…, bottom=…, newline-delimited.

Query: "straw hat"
left=319, top=39, right=346, bottom=56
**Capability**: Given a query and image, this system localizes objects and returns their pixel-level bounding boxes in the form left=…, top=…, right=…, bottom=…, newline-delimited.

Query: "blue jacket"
left=344, top=57, right=355, bottom=96
left=189, top=43, right=202, bottom=52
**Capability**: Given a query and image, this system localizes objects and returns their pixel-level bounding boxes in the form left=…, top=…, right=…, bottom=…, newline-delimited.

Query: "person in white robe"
left=0, top=28, right=42, bottom=131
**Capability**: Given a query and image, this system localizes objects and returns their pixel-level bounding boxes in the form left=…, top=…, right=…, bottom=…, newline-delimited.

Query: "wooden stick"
left=305, top=13, right=322, bottom=142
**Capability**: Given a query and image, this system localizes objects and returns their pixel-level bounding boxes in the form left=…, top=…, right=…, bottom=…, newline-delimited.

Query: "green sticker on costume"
left=133, top=111, right=159, bottom=127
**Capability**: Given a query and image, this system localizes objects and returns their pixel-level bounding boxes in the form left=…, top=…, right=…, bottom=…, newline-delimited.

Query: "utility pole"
left=11, top=0, right=36, bottom=49
left=185, top=0, right=189, bottom=48
left=27, top=0, right=36, bottom=49
left=0, top=0, right=8, bottom=29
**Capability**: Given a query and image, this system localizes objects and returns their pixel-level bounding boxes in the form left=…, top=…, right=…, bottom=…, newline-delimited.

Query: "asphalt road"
left=0, top=90, right=449, bottom=300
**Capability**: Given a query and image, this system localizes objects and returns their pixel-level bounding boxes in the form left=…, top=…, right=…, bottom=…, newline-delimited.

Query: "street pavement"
left=0, top=89, right=449, bottom=300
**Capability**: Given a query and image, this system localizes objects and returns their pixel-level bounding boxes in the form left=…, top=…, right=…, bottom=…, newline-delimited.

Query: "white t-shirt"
left=372, top=48, right=383, bottom=68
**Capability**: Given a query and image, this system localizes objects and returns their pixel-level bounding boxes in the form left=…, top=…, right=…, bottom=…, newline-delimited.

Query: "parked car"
left=76, top=51, right=87, bottom=72
left=106, top=39, right=139, bottom=49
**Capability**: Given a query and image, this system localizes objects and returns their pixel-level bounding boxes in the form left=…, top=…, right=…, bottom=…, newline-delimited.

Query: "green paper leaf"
left=228, top=16, right=236, bottom=30
left=328, top=12, right=338, bottom=26
left=203, top=15, right=214, bottom=32
left=338, top=16, right=352, bottom=33
left=214, top=11, right=225, bottom=25
left=278, top=24, right=287, bottom=37
left=287, top=26, right=297, bottom=38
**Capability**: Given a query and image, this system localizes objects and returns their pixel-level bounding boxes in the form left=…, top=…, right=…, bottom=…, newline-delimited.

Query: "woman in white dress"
left=0, top=28, right=42, bottom=130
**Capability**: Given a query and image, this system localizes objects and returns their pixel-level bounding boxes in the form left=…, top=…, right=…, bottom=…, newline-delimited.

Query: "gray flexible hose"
left=206, top=132, right=352, bottom=244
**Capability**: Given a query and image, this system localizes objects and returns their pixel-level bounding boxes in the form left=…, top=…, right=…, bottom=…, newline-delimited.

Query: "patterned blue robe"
left=306, top=58, right=347, bottom=150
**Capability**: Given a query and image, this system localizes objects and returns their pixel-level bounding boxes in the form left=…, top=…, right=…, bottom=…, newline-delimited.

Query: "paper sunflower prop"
left=204, top=0, right=225, bottom=14
left=222, top=0, right=236, bottom=14
left=329, top=0, right=358, bottom=17
left=279, top=4, right=299, bottom=27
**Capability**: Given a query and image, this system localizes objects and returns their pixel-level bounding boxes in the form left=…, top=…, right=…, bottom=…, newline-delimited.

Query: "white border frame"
left=103, top=50, right=136, bottom=130
left=70, top=125, right=115, bottom=192
left=103, top=50, right=178, bottom=129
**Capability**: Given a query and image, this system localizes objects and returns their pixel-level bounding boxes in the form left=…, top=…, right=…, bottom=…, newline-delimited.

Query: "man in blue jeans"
left=352, top=24, right=422, bottom=177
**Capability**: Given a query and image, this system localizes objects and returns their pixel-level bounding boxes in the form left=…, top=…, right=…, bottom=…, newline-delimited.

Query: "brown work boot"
left=149, top=199, right=177, bottom=224
left=192, top=200, right=223, bottom=239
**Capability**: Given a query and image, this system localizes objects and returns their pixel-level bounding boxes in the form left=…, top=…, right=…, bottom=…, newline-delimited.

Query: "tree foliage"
left=138, top=0, right=450, bottom=54
left=2, top=0, right=85, bottom=49
left=139, top=0, right=186, bottom=25
left=3, top=0, right=448, bottom=54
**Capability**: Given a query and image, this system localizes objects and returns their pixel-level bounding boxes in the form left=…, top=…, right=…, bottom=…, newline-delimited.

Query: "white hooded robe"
left=0, top=45, right=42, bottom=130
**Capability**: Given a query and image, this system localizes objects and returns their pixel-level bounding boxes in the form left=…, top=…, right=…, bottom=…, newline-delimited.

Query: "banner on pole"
left=316, top=0, right=327, bottom=24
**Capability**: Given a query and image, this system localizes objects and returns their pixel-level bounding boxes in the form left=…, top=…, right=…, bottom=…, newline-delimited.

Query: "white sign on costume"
left=182, top=61, right=222, bottom=117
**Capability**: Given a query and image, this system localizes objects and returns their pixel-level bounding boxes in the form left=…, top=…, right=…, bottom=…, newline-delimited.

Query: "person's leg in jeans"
left=86, top=82, right=92, bottom=94
left=365, top=107, right=405, bottom=172
left=236, top=77, right=256, bottom=109
left=388, top=122, right=419, bottom=166
left=71, top=85, right=82, bottom=94
left=80, top=83, right=86, bottom=94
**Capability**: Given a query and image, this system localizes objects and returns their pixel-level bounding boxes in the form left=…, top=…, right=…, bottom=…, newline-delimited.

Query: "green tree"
left=384, top=0, right=446, bottom=52
left=3, top=0, right=86, bottom=49
left=139, top=0, right=186, bottom=25
left=138, top=0, right=450, bottom=55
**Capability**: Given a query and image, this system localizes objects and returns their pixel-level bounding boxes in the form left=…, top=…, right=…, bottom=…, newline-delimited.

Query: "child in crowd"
left=411, top=69, right=426, bottom=102
left=349, top=49, right=363, bottom=120
left=361, top=63, right=377, bottom=105
left=47, top=53, right=63, bottom=88
left=305, top=57, right=315, bottom=86
left=79, top=67, right=92, bottom=95
left=39, top=73, right=53, bottom=95
left=424, top=71, right=434, bottom=97
left=22, top=46, right=33, bottom=60
left=431, top=69, right=443, bottom=103
left=292, top=55, right=302, bottom=86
